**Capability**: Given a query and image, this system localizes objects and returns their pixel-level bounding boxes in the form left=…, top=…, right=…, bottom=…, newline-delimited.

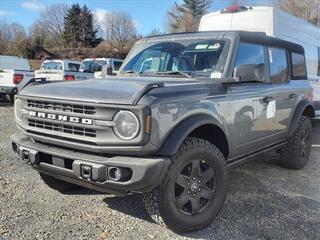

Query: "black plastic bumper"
left=11, top=132, right=170, bottom=195
left=0, top=86, right=17, bottom=95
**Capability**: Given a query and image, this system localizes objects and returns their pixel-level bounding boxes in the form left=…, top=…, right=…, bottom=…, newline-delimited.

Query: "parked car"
left=79, top=58, right=123, bottom=77
left=35, top=60, right=93, bottom=81
left=0, top=55, right=34, bottom=102
left=199, top=5, right=320, bottom=118
left=11, top=31, right=315, bottom=233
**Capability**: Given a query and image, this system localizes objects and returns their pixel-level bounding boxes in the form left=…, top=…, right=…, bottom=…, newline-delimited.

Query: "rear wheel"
left=280, top=116, right=312, bottom=170
left=143, top=137, right=227, bottom=233
left=39, top=173, right=83, bottom=193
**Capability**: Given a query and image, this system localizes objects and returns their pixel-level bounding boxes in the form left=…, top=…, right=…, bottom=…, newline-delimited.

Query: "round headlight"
left=113, top=111, right=140, bottom=140
left=14, top=98, right=23, bottom=122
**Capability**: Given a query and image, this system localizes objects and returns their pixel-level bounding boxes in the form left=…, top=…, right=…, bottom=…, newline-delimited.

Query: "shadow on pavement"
left=103, top=194, right=153, bottom=223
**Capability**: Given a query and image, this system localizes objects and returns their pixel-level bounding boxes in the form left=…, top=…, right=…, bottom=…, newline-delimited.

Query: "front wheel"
left=143, top=137, right=227, bottom=233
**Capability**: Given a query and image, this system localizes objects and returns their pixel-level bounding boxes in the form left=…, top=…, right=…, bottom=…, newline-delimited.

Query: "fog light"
left=108, top=167, right=132, bottom=182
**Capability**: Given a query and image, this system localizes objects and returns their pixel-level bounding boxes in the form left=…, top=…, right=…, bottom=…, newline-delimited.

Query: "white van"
left=0, top=55, right=34, bottom=102
left=199, top=5, right=320, bottom=117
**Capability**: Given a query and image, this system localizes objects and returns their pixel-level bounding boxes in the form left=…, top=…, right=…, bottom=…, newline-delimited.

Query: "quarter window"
left=291, top=52, right=307, bottom=78
left=268, top=48, right=288, bottom=83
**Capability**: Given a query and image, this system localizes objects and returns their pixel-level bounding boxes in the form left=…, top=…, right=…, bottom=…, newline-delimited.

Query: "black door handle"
left=289, top=93, right=298, bottom=99
left=263, top=96, right=274, bottom=103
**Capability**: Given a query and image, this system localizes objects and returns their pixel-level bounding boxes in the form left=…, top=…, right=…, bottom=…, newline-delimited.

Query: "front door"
left=229, top=42, right=275, bottom=157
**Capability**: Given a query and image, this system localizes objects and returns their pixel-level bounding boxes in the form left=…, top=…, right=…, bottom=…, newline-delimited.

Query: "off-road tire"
left=39, top=173, right=83, bottom=193
left=143, top=137, right=227, bottom=233
left=280, top=116, right=312, bottom=170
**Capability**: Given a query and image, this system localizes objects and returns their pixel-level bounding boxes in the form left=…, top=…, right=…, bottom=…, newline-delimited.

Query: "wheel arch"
left=157, top=114, right=230, bottom=159
left=289, top=99, right=315, bottom=136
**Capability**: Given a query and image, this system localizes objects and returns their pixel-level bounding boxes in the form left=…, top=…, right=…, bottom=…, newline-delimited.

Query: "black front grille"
left=27, top=100, right=96, bottom=115
left=28, top=119, right=96, bottom=137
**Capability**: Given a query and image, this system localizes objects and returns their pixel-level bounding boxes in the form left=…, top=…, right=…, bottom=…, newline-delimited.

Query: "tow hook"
left=80, top=165, right=92, bottom=179
left=73, top=160, right=107, bottom=182
left=13, top=143, right=39, bottom=165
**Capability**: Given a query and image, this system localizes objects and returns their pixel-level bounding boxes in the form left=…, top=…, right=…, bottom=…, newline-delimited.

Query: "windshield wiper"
left=155, top=71, right=193, bottom=78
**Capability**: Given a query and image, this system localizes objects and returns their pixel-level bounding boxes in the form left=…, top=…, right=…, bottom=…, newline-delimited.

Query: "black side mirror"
left=101, top=62, right=113, bottom=77
left=234, top=63, right=266, bottom=82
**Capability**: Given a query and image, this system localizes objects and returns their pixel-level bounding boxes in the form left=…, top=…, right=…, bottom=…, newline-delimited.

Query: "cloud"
left=21, top=0, right=45, bottom=11
left=0, top=10, right=15, bottom=16
left=133, top=20, right=140, bottom=30
left=94, top=8, right=111, bottom=25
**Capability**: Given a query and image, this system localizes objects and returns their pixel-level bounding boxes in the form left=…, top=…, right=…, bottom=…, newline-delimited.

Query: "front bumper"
left=11, top=132, right=170, bottom=195
left=0, top=86, right=17, bottom=95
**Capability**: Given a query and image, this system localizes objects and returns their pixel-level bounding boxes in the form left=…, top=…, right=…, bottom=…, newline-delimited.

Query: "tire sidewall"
left=159, top=139, right=227, bottom=232
left=295, top=117, right=312, bottom=167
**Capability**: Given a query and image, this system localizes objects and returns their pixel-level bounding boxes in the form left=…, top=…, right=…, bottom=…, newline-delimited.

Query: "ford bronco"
left=11, top=31, right=315, bottom=233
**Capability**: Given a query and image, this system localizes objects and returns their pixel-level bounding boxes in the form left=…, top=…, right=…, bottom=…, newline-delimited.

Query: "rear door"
left=267, top=47, right=297, bottom=139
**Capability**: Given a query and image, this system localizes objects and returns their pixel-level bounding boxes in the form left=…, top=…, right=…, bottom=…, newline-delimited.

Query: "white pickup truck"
left=0, top=55, right=34, bottom=102
left=35, top=60, right=94, bottom=81
left=79, top=58, right=123, bottom=78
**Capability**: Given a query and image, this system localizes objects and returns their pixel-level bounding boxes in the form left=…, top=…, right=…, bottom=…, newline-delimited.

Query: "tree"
left=36, top=3, right=68, bottom=47
left=0, top=21, right=28, bottom=56
left=148, top=27, right=162, bottom=36
left=80, top=5, right=102, bottom=47
left=63, top=3, right=82, bottom=48
left=275, top=0, right=320, bottom=26
left=98, top=11, right=139, bottom=56
left=64, top=4, right=101, bottom=48
left=166, top=0, right=212, bottom=33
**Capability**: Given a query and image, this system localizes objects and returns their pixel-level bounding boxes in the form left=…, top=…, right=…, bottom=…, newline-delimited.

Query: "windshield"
left=41, top=62, right=63, bottom=70
left=121, top=39, right=229, bottom=78
left=80, top=60, right=108, bottom=73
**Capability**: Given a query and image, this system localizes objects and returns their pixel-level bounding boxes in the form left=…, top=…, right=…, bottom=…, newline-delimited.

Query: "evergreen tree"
left=63, top=4, right=101, bottom=48
left=63, top=3, right=81, bottom=48
left=167, top=0, right=212, bottom=33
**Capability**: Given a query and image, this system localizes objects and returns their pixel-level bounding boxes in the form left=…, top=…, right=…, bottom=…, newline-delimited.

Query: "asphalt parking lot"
left=0, top=102, right=319, bottom=240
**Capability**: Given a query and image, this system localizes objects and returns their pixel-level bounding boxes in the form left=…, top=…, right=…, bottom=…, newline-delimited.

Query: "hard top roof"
left=142, top=31, right=304, bottom=54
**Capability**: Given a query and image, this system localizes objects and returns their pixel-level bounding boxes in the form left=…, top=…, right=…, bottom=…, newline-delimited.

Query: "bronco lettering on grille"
left=28, top=111, right=93, bottom=125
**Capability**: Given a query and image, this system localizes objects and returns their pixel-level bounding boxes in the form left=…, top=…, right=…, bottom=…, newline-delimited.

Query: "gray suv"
left=11, top=31, right=315, bottom=233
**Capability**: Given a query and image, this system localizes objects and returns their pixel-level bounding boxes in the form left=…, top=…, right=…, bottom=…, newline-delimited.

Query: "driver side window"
left=234, top=42, right=267, bottom=82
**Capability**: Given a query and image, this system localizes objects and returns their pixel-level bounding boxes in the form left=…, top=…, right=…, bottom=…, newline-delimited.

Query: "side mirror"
left=233, top=63, right=266, bottom=82
left=101, top=62, right=113, bottom=77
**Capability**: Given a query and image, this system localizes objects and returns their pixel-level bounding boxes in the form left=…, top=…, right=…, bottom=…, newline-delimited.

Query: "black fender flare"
left=288, top=99, right=315, bottom=136
left=157, top=114, right=229, bottom=156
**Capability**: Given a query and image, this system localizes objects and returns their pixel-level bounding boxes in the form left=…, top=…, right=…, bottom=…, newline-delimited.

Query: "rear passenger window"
left=268, top=48, right=288, bottom=83
left=291, top=52, right=307, bottom=78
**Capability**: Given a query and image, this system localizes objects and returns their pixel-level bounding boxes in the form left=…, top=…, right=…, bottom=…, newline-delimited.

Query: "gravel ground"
left=0, top=102, right=319, bottom=240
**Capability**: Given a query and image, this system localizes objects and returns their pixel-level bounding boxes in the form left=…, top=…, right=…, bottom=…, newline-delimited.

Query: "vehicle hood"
left=19, top=77, right=167, bottom=105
